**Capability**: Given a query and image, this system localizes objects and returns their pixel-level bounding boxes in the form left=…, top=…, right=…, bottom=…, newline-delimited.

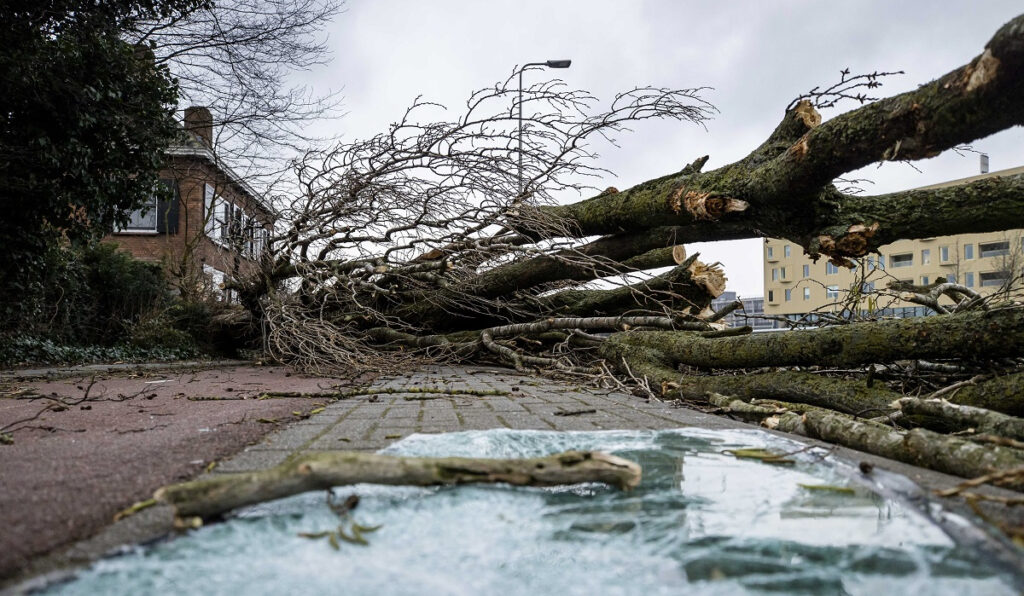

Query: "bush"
left=1, top=242, right=172, bottom=344
left=0, top=336, right=198, bottom=367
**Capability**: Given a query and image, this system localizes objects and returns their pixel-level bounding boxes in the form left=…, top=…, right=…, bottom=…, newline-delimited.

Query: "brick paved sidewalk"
left=8, top=363, right=1022, bottom=593
left=213, top=364, right=734, bottom=474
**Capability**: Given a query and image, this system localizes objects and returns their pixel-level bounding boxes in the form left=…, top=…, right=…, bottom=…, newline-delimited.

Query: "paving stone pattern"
left=214, top=365, right=730, bottom=474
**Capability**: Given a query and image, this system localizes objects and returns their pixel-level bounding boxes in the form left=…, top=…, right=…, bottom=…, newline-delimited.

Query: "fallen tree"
left=230, top=13, right=1024, bottom=492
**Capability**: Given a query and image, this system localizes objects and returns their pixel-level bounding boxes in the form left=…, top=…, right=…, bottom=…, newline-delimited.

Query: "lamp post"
left=518, top=59, right=571, bottom=194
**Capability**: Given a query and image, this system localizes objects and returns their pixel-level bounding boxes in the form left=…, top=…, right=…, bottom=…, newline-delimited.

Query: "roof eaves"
left=163, top=143, right=274, bottom=217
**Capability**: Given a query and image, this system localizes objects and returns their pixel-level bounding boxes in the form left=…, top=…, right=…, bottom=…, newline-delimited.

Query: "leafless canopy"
left=129, top=0, right=344, bottom=183
left=250, top=71, right=719, bottom=373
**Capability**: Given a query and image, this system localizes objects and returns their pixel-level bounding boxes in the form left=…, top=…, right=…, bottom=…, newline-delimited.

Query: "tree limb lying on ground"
left=148, top=450, right=641, bottom=520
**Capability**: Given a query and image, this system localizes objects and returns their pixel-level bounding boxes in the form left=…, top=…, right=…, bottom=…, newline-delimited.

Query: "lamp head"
left=545, top=60, right=572, bottom=68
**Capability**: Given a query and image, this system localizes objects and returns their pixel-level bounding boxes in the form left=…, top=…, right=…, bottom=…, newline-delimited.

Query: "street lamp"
left=518, top=59, right=571, bottom=194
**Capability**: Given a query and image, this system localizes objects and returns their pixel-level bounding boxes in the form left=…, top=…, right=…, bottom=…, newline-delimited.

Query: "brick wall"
left=102, top=153, right=273, bottom=294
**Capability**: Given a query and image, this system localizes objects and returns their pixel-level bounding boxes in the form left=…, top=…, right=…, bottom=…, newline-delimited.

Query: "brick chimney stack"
left=184, top=106, right=214, bottom=148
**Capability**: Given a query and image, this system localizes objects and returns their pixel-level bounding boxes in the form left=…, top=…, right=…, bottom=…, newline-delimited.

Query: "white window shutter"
left=204, top=184, right=216, bottom=237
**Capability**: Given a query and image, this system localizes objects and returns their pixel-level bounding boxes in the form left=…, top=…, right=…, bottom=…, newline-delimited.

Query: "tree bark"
left=466, top=227, right=690, bottom=300
left=526, top=14, right=1024, bottom=264
left=895, top=397, right=1024, bottom=441
left=540, top=256, right=724, bottom=318
left=154, top=450, right=642, bottom=519
left=801, top=410, right=1024, bottom=490
left=671, top=371, right=898, bottom=416
left=604, top=307, right=1024, bottom=369
left=947, top=372, right=1024, bottom=417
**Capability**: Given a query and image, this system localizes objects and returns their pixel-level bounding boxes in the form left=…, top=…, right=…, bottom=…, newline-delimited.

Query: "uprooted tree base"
left=230, top=14, right=1024, bottom=531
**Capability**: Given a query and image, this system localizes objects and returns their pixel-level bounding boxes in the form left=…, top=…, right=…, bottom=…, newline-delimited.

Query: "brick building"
left=105, top=107, right=273, bottom=299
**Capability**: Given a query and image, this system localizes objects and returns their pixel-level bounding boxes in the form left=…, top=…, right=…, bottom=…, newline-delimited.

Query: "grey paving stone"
left=494, top=412, right=555, bottom=430
left=420, top=407, right=459, bottom=425
left=413, top=426, right=453, bottom=435
left=344, top=405, right=390, bottom=419
left=457, top=413, right=507, bottom=430
left=543, top=415, right=605, bottom=431
left=481, top=398, right=529, bottom=412
left=367, top=428, right=419, bottom=443
left=249, top=423, right=333, bottom=451
left=320, top=401, right=362, bottom=415
left=605, top=409, right=683, bottom=429
left=214, top=449, right=291, bottom=473
left=305, top=419, right=380, bottom=447
left=450, top=400, right=491, bottom=412
left=381, top=404, right=423, bottom=419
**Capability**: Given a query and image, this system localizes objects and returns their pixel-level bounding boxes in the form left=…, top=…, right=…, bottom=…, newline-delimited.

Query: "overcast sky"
left=296, top=1, right=1023, bottom=297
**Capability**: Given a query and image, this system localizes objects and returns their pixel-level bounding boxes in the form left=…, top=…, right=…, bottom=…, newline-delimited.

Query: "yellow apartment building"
left=763, top=165, right=1024, bottom=323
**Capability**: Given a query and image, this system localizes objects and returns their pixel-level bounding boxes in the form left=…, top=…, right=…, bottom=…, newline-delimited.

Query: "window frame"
left=890, top=253, right=913, bottom=268
left=979, top=241, right=1010, bottom=258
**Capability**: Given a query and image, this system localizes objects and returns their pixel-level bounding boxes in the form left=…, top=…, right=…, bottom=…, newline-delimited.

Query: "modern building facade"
left=104, top=107, right=274, bottom=299
left=710, top=291, right=774, bottom=330
left=763, top=165, right=1024, bottom=321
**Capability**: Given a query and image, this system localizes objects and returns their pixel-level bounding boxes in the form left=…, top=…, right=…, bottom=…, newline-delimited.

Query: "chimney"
left=184, top=106, right=214, bottom=148
left=980, top=153, right=990, bottom=174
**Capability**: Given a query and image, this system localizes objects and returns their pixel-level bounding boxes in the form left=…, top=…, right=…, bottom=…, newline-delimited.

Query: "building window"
left=122, top=195, right=158, bottom=232
left=802, top=264, right=809, bottom=278
left=921, top=249, right=930, bottom=265
left=784, top=245, right=791, bottom=258
left=921, top=276, right=929, bottom=285
left=890, top=253, right=913, bottom=268
left=803, top=287, right=810, bottom=300
left=826, top=285, right=839, bottom=299
left=766, top=246, right=774, bottom=259
left=979, top=241, right=1010, bottom=258
left=780, top=267, right=787, bottom=280
left=964, top=244, right=974, bottom=260
left=771, top=268, right=778, bottom=281
left=965, top=272, right=975, bottom=287
left=204, top=184, right=221, bottom=239
left=866, top=256, right=874, bottom=271
left=944, top=274, right=956, bottom=283
left=767, top=290, right=775, bottom=303
left=784, top=289, right=792, bottom=301
left=980, top=271, right=1008, bottom=287
left=878, top=255, right=885, bottom=269
left=826, top=262, right=839, bottom=275
left=861, top=282, right=875, bottom=293
left=940, top=246, right=950, bottom=263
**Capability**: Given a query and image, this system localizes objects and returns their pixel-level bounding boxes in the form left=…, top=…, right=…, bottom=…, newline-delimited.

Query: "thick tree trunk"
left=604, top=307, right=1024, bottom=370
left=154, top=450, right=642, bottom=520
left=671, top=371, right=899, bottom=416
left=466, top=227, right=689, bottom=300
left=540, top=256, right=725, bottom=318
left=703, top=393, right=1024, bottom=489
left=801, top=410, right=1024, bottom=489
left=527, top=15, right=1024, bottom=264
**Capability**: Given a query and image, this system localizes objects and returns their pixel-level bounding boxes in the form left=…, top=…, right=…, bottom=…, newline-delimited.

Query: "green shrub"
left=0, top=336, right=198, bottom=367
left=127, top=311, right=197, bottom=352
left=1, top=242, right=172, bottom=344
